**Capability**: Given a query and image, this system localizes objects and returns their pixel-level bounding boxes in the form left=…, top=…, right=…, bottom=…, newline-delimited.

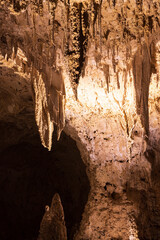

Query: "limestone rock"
left=0, top=0, right=160, bottom=239
left=38, top=193, right=67, bottom=240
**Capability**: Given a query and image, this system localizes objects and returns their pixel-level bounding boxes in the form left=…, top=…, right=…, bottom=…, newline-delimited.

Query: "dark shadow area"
left=0, top=130, right=90, bottom=240
left=126, top=187, right=160, bottom=240
left=126, top=146, right=160, bottom=240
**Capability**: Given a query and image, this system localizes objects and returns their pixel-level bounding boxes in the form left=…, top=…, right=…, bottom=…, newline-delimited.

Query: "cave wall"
left=0, top=0, right=160, bottom=239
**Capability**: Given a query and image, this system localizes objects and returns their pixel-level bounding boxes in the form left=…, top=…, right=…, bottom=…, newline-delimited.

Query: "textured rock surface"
left=38, top=193, right=67, bottom=240
left=0, top=0, right=160, bottom=239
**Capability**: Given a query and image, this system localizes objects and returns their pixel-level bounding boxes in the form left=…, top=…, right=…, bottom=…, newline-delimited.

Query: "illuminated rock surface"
left=0, top=0, right=160, bottom=239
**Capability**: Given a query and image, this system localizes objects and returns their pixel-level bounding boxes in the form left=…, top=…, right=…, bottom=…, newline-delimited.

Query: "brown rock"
left=38, top=193, right=67, bottom=240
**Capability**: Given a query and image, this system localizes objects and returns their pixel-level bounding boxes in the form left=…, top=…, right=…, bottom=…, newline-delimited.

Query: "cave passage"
left=0, top=128, right=90, bottom=240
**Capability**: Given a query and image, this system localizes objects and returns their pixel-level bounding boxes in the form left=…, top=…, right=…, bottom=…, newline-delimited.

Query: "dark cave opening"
left=0, top=128, right=90, bottom=240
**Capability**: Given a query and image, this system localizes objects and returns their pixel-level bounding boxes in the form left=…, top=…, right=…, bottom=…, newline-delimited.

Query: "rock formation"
left=38, top=193, right=67, bottom=240
left=0, top=132, right=90, bottom=240
left=0, top=0, right=160, bottom=239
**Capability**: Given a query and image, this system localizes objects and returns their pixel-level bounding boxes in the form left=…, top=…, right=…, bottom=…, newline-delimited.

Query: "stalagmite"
left=38, top=193, right=67, bottom=240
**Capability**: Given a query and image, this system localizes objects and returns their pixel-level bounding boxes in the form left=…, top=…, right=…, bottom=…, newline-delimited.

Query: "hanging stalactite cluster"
left=64, top=1, right=90, bottom=98
left=0, top=0, right=160, bottom=150
left=99, top=0, right=159, bottom=135
left=0, top=0, right=66, bottom=150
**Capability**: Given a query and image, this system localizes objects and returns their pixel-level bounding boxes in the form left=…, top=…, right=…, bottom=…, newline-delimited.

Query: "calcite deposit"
left=0, top=0, right=160, bottom=239
left=38, top=193, right=67, bottom=240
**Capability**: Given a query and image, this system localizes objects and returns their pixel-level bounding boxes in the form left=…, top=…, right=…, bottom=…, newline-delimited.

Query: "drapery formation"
left=133, top=42, right=157, bottom=136
left=32, top=67, right=65, bottom=150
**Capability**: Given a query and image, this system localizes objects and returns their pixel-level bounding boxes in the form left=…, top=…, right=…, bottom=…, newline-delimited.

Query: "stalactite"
left=126, top=44, right=130, bottom=62
left=32, top=64, right=65, bottom=150
left=49, top=0, right=58, bottom=43
left=153, top=2, right=160, bottom=29
left=104, top=29, right=110, bottom=41
left=132, top=42, right=155, bottom=136
left=112, top=42, right=116, bottom=73
left=150, top=41, right=157, bottom=74
left=156, top=47, right=160, bottom=85
left=64, top=1, right=89, bottom=98
left=32, top=69, right=53, bottom=151
left=107, top=43, right=110, bottom=58
left=89, top=0, right=101, bottom=40
left=68, top=2, right=81, bottom=97
left=135, top=0, right=144, bottom=40
left=112, top=0, right=116, bottom=8
left=80, top=2, right=89, bottom=76
left=122, top=68, right=127, bottom=106
left=116, top=70, right=120, bottom=89
left=97, top=1, right=102, bottom=52
left=102, top=64, right=110, bottom=93
left=90, top=0, right=95, bottom=37
left=39, top=0, right=43, bottom=16
left=64, top=0, right=70, bottom=55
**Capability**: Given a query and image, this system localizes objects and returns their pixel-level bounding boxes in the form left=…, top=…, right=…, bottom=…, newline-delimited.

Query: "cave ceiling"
left=0, top=0, right=160, bottom=150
